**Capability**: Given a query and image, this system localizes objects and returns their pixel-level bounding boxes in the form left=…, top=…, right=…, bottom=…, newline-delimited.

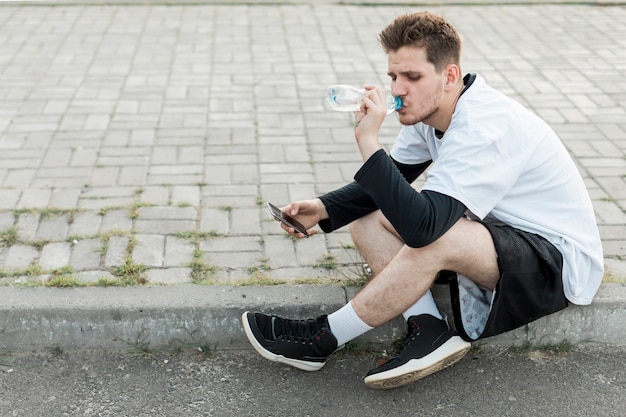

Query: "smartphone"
left=266, top=202, right=309, bottom=237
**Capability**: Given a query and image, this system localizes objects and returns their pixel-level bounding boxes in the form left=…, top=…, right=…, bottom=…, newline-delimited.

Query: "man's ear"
left=443, top=64, right=461, bottom=90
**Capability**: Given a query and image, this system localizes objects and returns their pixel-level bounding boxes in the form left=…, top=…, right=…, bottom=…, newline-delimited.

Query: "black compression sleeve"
left=354, top=149, right=467, bottom=247
left=318, top=181, right=377, bottom=232
left=391, top=157, right=431, bottom=184
left=318, top=156, right=432, bottom=233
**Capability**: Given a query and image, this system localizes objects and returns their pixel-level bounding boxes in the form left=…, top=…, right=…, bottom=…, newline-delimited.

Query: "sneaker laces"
left=375, top=319, right=420, bottom=367
left=272, top=316, right=327, bottom=342
left=397, top=318, right=421, bottom=351
left=395, top=316, right=449, bottom=354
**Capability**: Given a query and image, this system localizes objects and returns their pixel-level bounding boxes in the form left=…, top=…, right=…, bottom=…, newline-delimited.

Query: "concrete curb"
left=1, top=283, right=624, bottom=352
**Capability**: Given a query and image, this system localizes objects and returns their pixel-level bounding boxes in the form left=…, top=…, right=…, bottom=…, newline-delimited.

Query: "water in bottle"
left=325, top=85, right=402, bottom=114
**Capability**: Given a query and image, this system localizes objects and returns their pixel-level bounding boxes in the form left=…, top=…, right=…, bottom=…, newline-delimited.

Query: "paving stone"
left=68, top=212, right=102, bottom=238
left=2, top=169, right=36, bottom=189
left=70, top=239, right=102, bottom=271
left=0, top=247, right=7, bottom=269
left=49, top=188, right=81, bottom=209
left=39, top=242, right=71, bottom=270
left=199, top=236, right=260, bottom=253
left=262, top=235, right=299, bottom=268
left=594, top=200, right=626, bottom=224
left=202, top=250, right=261, bottom=269
left=119, top=166, right=148, bottom=186
left=75, top=270, right=116, bottom=284
left=132, top=234, right=164, bottom=267
left=134, top=220, right=196, bottom=235
left=604, top=258, right=626, bottom=279
left=104, top=235, right=129, bottom=268
left=100, top=209, right=132, bottom=233
left=79, top=197, right=135, bottom=211
left=16, top=189, right=52, bottom=209
left=138, top=206, right=197, bottom=220
left=199, top=208, right=229, bottom=235
left=4, top=244, right=38, bottom=271
left=140, top=186, right=170, bottom=205
left=170, top=186, right=201, bottom=206
left=35, top=215, right=70, bottom=241
left=164, top=236, right=194, bottom=267
left=268, top=266, right=337, bottom=282
left=230, top=208, right=261, bottom=235
left=16, top=213, right=40, bottom=241
left=602, top=240, right=626, bottom=258
left=146, top=268, right=193, bottom=284
left=0, top=212, right=14, bottom=230
left=148, top=173, right=202, bottom=185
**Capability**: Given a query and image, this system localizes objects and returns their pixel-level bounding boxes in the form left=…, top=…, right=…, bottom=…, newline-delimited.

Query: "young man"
left=242, top=12, right=604, bottom=389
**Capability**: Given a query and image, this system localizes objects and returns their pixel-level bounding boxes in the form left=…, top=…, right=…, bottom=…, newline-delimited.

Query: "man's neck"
left=428, top=80, right=466, bottom=134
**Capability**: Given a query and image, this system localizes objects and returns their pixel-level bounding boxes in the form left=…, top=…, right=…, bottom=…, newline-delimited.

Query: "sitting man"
left=242, top=11, right=604, bottom=389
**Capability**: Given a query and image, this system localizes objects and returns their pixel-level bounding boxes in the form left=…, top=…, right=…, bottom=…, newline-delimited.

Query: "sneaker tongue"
left=255, top=314, right=279, bottom=340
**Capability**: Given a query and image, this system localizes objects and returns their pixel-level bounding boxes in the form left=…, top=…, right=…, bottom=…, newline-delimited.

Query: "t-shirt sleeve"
left=390, top=124, right=432, bottom=165
left=423, top=125, right=524, bottom=220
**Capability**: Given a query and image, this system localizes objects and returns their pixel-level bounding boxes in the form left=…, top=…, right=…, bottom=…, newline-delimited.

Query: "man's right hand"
left=278, top=199, right=328, bottom=238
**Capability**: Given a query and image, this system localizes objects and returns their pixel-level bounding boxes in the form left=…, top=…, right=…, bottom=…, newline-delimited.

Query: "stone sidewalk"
left=1, top=2, right=624, bottom=287
left=0, top=2, right=624, bottom=351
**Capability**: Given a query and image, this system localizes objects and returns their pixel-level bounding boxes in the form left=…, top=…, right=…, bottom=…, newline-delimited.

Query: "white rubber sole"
left=364, top=335, right=471, bottom=389
left=241, top=312, right=326, bottom=372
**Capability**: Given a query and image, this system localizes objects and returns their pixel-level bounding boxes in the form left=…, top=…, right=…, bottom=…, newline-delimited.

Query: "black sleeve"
left=392, top=157, right=432, bottom=184
left=317, top=156, right=431, bottom=233
left=353, top=149, right=467, bottom=248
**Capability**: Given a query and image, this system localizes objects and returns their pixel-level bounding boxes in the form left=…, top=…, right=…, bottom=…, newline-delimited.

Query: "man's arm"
left=354, top=149, right=466, bottom=247
left=318, top=157, right=431, bottom=232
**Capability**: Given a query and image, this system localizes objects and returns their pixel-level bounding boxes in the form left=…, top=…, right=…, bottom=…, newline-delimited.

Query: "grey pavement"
left=2, top=347, right=625, bottom=416
left=0, top=1, right=625, bottom=353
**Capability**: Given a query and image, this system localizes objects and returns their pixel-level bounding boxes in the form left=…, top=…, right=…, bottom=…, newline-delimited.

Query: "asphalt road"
left=1, top=345, right=625, bottom=417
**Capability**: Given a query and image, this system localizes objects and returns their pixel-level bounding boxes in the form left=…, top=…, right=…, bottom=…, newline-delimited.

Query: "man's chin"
left=398, top=114, right=421, bottom=126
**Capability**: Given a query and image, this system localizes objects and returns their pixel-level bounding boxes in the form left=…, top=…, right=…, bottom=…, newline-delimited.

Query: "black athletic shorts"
left=443, top=221, right=569, bottom=341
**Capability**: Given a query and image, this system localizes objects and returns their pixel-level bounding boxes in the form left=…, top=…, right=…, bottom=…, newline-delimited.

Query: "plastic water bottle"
left=325, top=85, right=402, bottom=114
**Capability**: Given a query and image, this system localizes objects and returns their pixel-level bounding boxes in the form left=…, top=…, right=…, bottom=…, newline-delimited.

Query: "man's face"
left=387, top=46, right=445, bottom=127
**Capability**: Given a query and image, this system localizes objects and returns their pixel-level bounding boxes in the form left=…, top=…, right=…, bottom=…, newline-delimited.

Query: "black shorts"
left=442, top=222, right=569, bottom=341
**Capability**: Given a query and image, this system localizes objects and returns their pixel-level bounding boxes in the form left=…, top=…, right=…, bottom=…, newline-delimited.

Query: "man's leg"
left=349, top=212, right=499, bottom=326
left=241, top=212, right=499, bottom=385
left=348, top=209, right=405, bottom=275
left=326, top=210, right=442, bottom=348
left=334, top=211, right=499, bottom=388
left=348, top=210, right=442, bottom=320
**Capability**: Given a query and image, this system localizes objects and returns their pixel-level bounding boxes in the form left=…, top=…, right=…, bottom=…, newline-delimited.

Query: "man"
left=242, top=11, right=604, bottom=389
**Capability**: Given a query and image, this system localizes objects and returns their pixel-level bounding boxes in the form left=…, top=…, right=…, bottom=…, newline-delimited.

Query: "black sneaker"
left=364, top=314, right=471, bottom=389
left=241, top=311, right=339, bottom=372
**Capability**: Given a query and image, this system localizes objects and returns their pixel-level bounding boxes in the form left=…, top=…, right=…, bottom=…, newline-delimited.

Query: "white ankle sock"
left=327, top=301, right=374, bottom=347
left=402, top=290, right=442, bottom=320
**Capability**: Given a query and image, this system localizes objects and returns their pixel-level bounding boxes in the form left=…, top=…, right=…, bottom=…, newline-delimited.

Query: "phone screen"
left=266, top=202, right=309, bottom=237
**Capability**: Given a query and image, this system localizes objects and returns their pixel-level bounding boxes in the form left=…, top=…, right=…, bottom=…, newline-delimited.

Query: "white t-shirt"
left=391, top=74, right=604, bottom=305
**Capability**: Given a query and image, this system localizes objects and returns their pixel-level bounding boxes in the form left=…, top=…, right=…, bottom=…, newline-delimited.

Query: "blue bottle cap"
left=394, top=96, right=403, bottom=110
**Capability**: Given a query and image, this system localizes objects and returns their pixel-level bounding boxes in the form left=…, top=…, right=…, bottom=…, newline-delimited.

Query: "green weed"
left=314, top=253, right=338, bottom=270
left=0, top=227, right=19, bottom=247
left=45, top=275, right=83, bottom=288
left=119, top=330, right=159, bottom=361
left=187, top=250, right=216, bottom=285
left=111, top=261, right=149, bottom=286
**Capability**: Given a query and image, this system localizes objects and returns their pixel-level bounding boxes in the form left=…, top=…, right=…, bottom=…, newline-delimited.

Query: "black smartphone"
left=266, top=202, right=309, bottom=237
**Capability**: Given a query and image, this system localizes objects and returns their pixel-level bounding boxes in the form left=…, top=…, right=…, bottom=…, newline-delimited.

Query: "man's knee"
left=349, top=210, right=399, bottom=241
left=349, top=211, right=376, bottom=240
